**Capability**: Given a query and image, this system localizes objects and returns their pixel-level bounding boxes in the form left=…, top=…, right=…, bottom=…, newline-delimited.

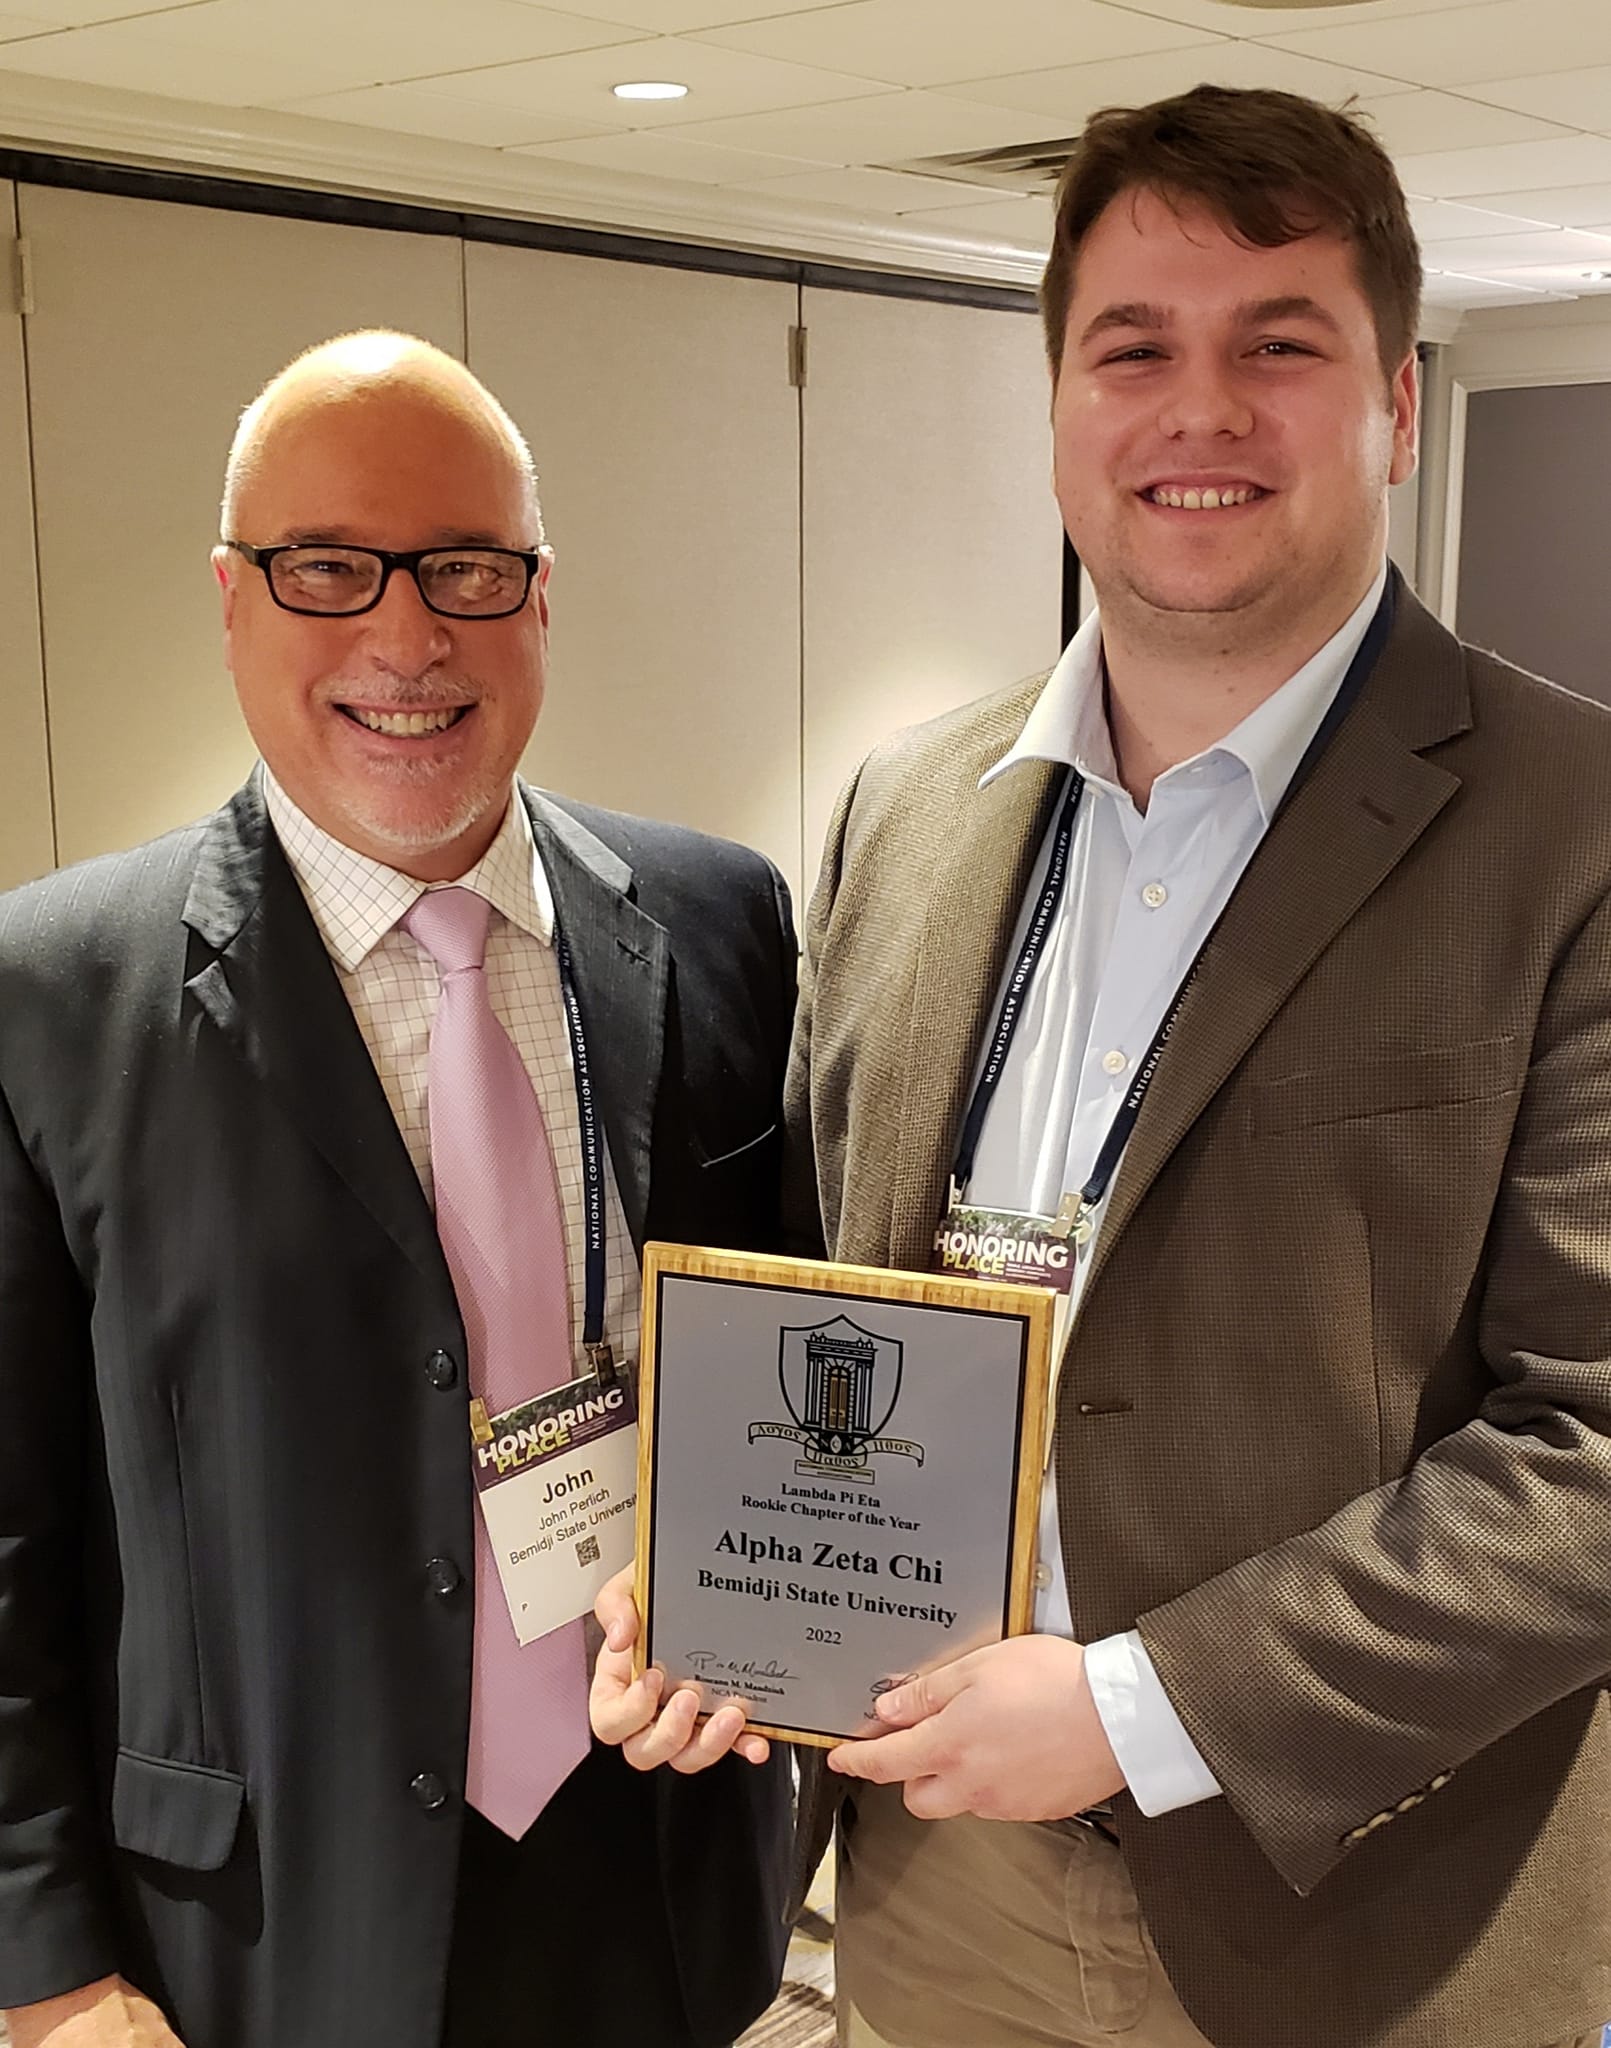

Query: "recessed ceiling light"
left=613, top=80, right=689, bottom=101
left=1584, top=269, right=1611, bottom=281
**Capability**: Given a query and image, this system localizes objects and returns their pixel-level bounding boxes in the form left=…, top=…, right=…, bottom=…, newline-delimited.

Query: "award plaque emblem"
left=749, top=1316, right=923, bottom=1481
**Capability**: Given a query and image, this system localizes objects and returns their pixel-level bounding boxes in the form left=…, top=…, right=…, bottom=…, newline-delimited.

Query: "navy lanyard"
left=554, top=932, right=614, bottom=1381
left=949, top=575, right=1397, bottom=1236
left=949, top=769, right=1085, bottom=1201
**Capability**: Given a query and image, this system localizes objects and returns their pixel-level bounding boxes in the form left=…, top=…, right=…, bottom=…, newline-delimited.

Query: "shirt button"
left=1141, top=881, right=1168, bottom=909
left=426, top=1558, right=463, bottom=1598
left=426, top=1350, right=458, bottom=1391
left=1101, top=1049, right=1128, bottom=1076
left=1033, top=1563, right=1053, bottom=1590
left=411, top=1772, right=449, bottom=1813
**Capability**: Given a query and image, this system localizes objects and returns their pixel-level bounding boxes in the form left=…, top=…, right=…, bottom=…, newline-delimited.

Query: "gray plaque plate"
left=636, top=1245, right=1054, bottom=1746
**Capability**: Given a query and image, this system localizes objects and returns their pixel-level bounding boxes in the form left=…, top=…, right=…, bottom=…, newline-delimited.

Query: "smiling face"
left=218, top=368, right=548, bottom=882
left=1052, top=186, right=1417, bottom=661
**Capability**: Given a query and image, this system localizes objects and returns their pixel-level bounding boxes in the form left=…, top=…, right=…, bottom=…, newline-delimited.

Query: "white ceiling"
left=1, top=0, right=1610, bottom=320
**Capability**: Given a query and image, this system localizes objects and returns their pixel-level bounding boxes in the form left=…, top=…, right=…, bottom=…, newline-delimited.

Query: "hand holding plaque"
left=634, top=1245, right=1054, bottom=1746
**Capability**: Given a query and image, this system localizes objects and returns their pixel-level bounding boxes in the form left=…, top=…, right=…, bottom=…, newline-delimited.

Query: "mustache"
left=323, top=671, right=480, bottom=708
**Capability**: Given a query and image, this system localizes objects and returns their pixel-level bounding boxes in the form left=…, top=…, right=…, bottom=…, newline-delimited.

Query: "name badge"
left=472, top=1367, right=639, bottom=1645
left=931, top=1202, right=1077, bottom=1462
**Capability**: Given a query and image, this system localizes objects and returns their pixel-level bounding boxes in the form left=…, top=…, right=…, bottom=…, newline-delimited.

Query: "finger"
left=594, top=1567, right=641, bottom=1652
left=621, top=1686, right=703, bottom=1772
left=874, top=1658, right=972, bottom=1729
left=903, top=1771, right=970, bottom=1822
left=667, top=1702, right=754, bottom=1775
left=590, top=1661, right=665, bottom=1745
left=733, top=1731, right=772, bottom=1766
left=826, top=1723, right=944, bottom=1785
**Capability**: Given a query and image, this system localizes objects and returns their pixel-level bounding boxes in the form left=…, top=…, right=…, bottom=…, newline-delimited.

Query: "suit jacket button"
left=411, top=1772, right=449, bottom=1812
left=427, top=1350, right=458, bottom=1391
left=427, top=1557, right=463, bottom=1598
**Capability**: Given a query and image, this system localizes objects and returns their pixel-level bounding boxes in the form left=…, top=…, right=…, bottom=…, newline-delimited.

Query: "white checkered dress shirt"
left=263, top=768, right=640, bottom=1367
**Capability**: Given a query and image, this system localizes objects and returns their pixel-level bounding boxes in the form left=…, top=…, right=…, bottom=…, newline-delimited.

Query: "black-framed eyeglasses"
left=225, top=541, right=543, bottom=619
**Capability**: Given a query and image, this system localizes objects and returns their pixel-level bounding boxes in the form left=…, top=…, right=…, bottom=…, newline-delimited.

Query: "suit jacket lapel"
left=887, top=695, right=1066, bottom=1269
left=525, top=787, right=668, bottom=1254
left=181, top=780, right=446, bottom=1280
left=1084, top=587, right=1472, bottom=1296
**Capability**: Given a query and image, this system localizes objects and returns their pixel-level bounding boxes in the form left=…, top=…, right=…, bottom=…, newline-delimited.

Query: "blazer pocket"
left=1248, top=1035, right=1522, bottom=1136
left=695, top=1121, right=778, bottom=1173
left=111, top=1747, right=246, bottom=1872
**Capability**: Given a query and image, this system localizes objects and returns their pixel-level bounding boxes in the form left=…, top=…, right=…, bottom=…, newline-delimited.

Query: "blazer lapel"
left=887, top=698, right=1066, bottom=1269
left=1084, top=588, right=1472, bottom=1295
left=525, top=788, right=668, bottom=1254
left=181, top=780, right=446, bottom=1280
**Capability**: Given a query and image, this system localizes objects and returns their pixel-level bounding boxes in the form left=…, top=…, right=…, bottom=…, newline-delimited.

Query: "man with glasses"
left=0, top=331, right=793, bottom=2048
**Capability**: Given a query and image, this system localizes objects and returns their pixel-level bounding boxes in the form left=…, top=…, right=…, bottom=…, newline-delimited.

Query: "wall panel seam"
left=10, top=183, right=57, bottom=869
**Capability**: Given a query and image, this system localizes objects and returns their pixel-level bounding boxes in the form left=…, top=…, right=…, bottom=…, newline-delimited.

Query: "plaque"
left=635, top=1244, right=1055, bottom=1747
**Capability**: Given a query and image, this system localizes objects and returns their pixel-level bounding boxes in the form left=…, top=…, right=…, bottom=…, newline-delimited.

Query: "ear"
left=211, top=544, right=237, bottom=614
left=535, top=543, right=554, bottom=632
left=1388, top=350, right=1419, bottom=489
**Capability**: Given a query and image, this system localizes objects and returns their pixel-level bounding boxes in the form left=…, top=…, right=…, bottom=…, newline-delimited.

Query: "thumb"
left=593, top=1566, right=640, bottom=1652
left=873, top=1657, right=971, bottom=1729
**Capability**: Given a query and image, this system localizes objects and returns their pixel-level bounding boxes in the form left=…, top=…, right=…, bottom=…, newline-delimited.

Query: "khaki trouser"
left=834, top=1783, right=1604, bottom=2048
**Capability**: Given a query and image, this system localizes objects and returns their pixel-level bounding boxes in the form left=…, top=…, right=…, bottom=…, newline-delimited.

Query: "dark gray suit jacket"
left=0, top=776, right=796, bottom=2047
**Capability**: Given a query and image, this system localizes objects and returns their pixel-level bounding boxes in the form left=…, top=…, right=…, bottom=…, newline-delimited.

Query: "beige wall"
left=466, top=245, right=803, bottom=890
left=19, top=183, right=464, bottom=870
left=0, top=180, right=54, bottom=891
left=801, top=286, right=1063, bottom=867
left=3, top=180, right=1062, bottom=905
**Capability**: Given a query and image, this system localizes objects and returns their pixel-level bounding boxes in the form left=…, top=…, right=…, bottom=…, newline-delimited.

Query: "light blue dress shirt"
left=965, top=564, right=1388, bottom=1816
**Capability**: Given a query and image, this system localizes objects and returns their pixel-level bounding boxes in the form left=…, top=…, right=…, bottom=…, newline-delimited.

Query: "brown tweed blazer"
left=784, top=583, right=1611, bottom=2048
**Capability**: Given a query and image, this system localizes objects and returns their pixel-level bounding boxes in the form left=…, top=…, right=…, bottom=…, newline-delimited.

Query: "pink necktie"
left=405, top=886, right=590, bottom=1838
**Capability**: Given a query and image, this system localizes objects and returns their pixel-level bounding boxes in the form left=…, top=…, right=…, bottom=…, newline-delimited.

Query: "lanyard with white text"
left=554, top=931, right=615, bottom=1384
left=948, top=573, right=1398, bottom=1244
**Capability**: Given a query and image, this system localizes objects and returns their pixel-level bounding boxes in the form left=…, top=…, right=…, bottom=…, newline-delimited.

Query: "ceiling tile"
left=1092, top=0, right=1477, bottom=32
left=410, top=34, right=889, bottom=127
left=949, top=39, right=1415, bottom=125
left=1412, top=226, right=1611, bottom=266
left=1454, top=180, right=1611, bottom=226
left=511, top=128, right=829, bottom=182
left=736, top=163, right=1018, bottom=213
left=1266, top=0, right=1611, bottom=93
left=0, top=15, right=51, bottom=36
left=1396, top=133, right=1611, bottom=198
left=886, top=192, right=1055, bottom=243
left=0, top=16, right=368, bottom=100
left=1408, top=194, right=1566, bottom=240
left=499, top=0, right=863, bottom=27
left=666, top=90, right=1075, bottom=164
left=1458, top=64, right=1611, bottom=134
left=693, top=0, right=1216, bottom=93
left=155, top=0, right=645, bottom=82
left=1355, top=89, right=1566, bottom=158
left=0, top=0, right=214, bottom=22
left=1472, top=267, right=1611, bottom=292
left=274, top=82, right=614, bottom=148
left=1421, top=269, right=1565, bottom=305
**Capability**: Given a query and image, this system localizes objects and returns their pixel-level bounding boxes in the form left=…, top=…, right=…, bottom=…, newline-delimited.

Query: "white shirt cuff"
left=1084, top=1629, right=1222, bottom=1816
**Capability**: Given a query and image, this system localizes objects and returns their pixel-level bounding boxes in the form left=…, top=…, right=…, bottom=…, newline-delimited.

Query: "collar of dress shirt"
left=982, top=561, right=1389, bottom=827
left=261, top=766, right=555, bottom=971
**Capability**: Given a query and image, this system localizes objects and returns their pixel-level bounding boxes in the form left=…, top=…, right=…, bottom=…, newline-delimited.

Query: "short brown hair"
left=1039, top=86, right=1421, bottom=388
